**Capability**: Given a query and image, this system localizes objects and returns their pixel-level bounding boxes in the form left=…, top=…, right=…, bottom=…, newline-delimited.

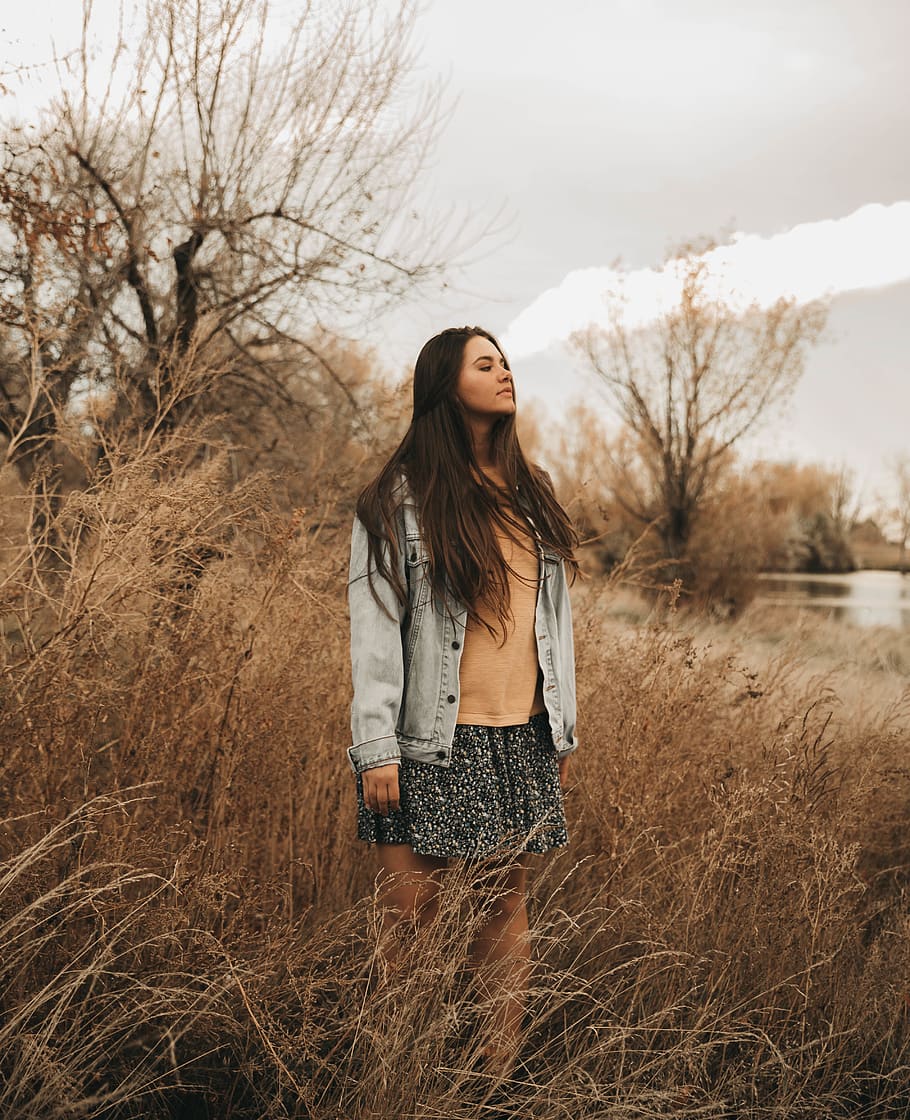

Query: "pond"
left=756, top=570, right=910, bottom=630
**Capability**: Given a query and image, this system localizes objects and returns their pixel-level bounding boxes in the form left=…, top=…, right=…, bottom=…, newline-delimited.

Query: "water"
left=756, top=570, right=910, bottom=630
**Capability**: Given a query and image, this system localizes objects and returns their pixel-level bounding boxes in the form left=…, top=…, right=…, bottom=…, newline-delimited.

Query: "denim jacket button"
left=451, top=640, right=460, bottom=649
left=436, top=750, right=446, bottom=760
left=446, top=694, right=456, bottom=703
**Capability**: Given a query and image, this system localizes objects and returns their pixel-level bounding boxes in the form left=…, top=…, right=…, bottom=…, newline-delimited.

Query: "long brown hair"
left=356, top=325, right=579, bottom=638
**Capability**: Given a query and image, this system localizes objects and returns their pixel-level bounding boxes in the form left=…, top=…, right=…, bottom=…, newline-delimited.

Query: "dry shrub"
left=0, top=428, right=908, bottom=1118
left=685, top=468, right=791, bottom=614
left=560, top=593, right=910, bottom=1113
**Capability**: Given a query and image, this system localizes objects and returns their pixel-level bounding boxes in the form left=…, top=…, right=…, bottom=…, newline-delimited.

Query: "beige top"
left=456, top=471, right=546, bottom=726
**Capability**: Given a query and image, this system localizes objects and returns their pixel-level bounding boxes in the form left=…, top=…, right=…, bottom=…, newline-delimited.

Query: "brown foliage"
left=543, top=398, right=870, bottom=612
left=1, top=410, right=908, bottom=1117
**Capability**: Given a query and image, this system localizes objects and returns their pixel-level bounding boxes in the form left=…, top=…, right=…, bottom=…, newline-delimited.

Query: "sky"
left=372, top=0, right=910, bottom=514
left=3, top=0, right=909, bottom=513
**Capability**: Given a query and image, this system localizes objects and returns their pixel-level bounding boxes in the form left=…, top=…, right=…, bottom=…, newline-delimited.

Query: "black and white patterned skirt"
left=355, top=711, right=569, bottom=858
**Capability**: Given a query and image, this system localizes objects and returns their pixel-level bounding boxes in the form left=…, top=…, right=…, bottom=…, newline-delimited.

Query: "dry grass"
left=1, top=444, right=909, bottom=1119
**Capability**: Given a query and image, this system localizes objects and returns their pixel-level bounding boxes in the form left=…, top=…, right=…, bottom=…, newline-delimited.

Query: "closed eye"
left=473, top=354, right=509, bottom=371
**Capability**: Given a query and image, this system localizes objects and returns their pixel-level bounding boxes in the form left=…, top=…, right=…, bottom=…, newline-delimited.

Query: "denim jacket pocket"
left=405, top=534, right=428, bottom=567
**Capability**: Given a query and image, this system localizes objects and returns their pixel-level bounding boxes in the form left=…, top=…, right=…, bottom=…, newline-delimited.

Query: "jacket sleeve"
left=555, top=559, right=580, bottom=758
left=347, top=511, right=406, bottom=774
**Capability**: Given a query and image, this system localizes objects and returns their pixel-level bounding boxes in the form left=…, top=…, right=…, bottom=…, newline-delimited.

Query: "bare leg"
left=468, top=855, right=532, bottom=1071
left=374, top=842, right=447, bottom=975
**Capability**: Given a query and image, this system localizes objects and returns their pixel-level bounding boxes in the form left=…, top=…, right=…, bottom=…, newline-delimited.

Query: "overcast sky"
left=375, top=0, right=910, bottom=513
left=3, top=1, right=909, bottom=510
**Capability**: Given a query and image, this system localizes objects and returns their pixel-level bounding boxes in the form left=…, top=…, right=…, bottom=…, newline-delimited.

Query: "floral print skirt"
left=355, top=711, right=569, bottom=859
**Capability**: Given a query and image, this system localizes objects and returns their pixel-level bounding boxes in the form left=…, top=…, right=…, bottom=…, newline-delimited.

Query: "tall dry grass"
left=1, top=430, right=909, bottom=1118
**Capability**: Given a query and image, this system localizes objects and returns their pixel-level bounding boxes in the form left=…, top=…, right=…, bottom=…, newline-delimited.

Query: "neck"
left=466, top=416, right=495, bottom=468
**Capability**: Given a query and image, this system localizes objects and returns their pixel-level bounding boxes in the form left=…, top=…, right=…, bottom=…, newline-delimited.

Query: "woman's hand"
left=362, top=763, right=401, bottom=816
left=557, top=754, right=571, bottom=790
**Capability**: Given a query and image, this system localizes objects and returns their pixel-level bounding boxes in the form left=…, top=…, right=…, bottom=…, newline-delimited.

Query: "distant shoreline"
left=761, top=562, right=909, bottom=576
left=762, top=538, right=907, bottom=576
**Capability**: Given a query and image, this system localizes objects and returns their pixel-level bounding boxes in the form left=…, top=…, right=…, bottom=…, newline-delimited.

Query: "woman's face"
left=455, top=334, right=515, bottom=421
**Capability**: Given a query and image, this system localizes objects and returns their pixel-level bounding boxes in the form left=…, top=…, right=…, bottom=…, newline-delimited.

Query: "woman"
left=347, top=325, right=580, bottom=1071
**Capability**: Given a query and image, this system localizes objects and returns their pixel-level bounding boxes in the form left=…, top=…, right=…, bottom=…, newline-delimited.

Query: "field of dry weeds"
left=1, top=447, right=908, bottom=1119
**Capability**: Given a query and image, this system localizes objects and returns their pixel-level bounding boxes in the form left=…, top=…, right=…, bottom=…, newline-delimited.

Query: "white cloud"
left=502, top=200, right=910, bottom=359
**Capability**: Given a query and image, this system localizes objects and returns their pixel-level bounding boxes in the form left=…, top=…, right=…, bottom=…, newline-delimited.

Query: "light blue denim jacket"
left=347, top=475, right=580, bottom=774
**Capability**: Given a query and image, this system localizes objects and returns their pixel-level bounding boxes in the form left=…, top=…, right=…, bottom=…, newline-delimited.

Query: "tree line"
left=2, top=0, right=906, bottom=617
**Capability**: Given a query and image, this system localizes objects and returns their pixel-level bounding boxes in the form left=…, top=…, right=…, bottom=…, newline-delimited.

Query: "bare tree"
left=830, top=464, right=861, bottom=539
left=885, top=454, right=910, bottom=573
left=0, top=0, right=466, bottom=503
left=571, top=239, right=828, bottom=585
